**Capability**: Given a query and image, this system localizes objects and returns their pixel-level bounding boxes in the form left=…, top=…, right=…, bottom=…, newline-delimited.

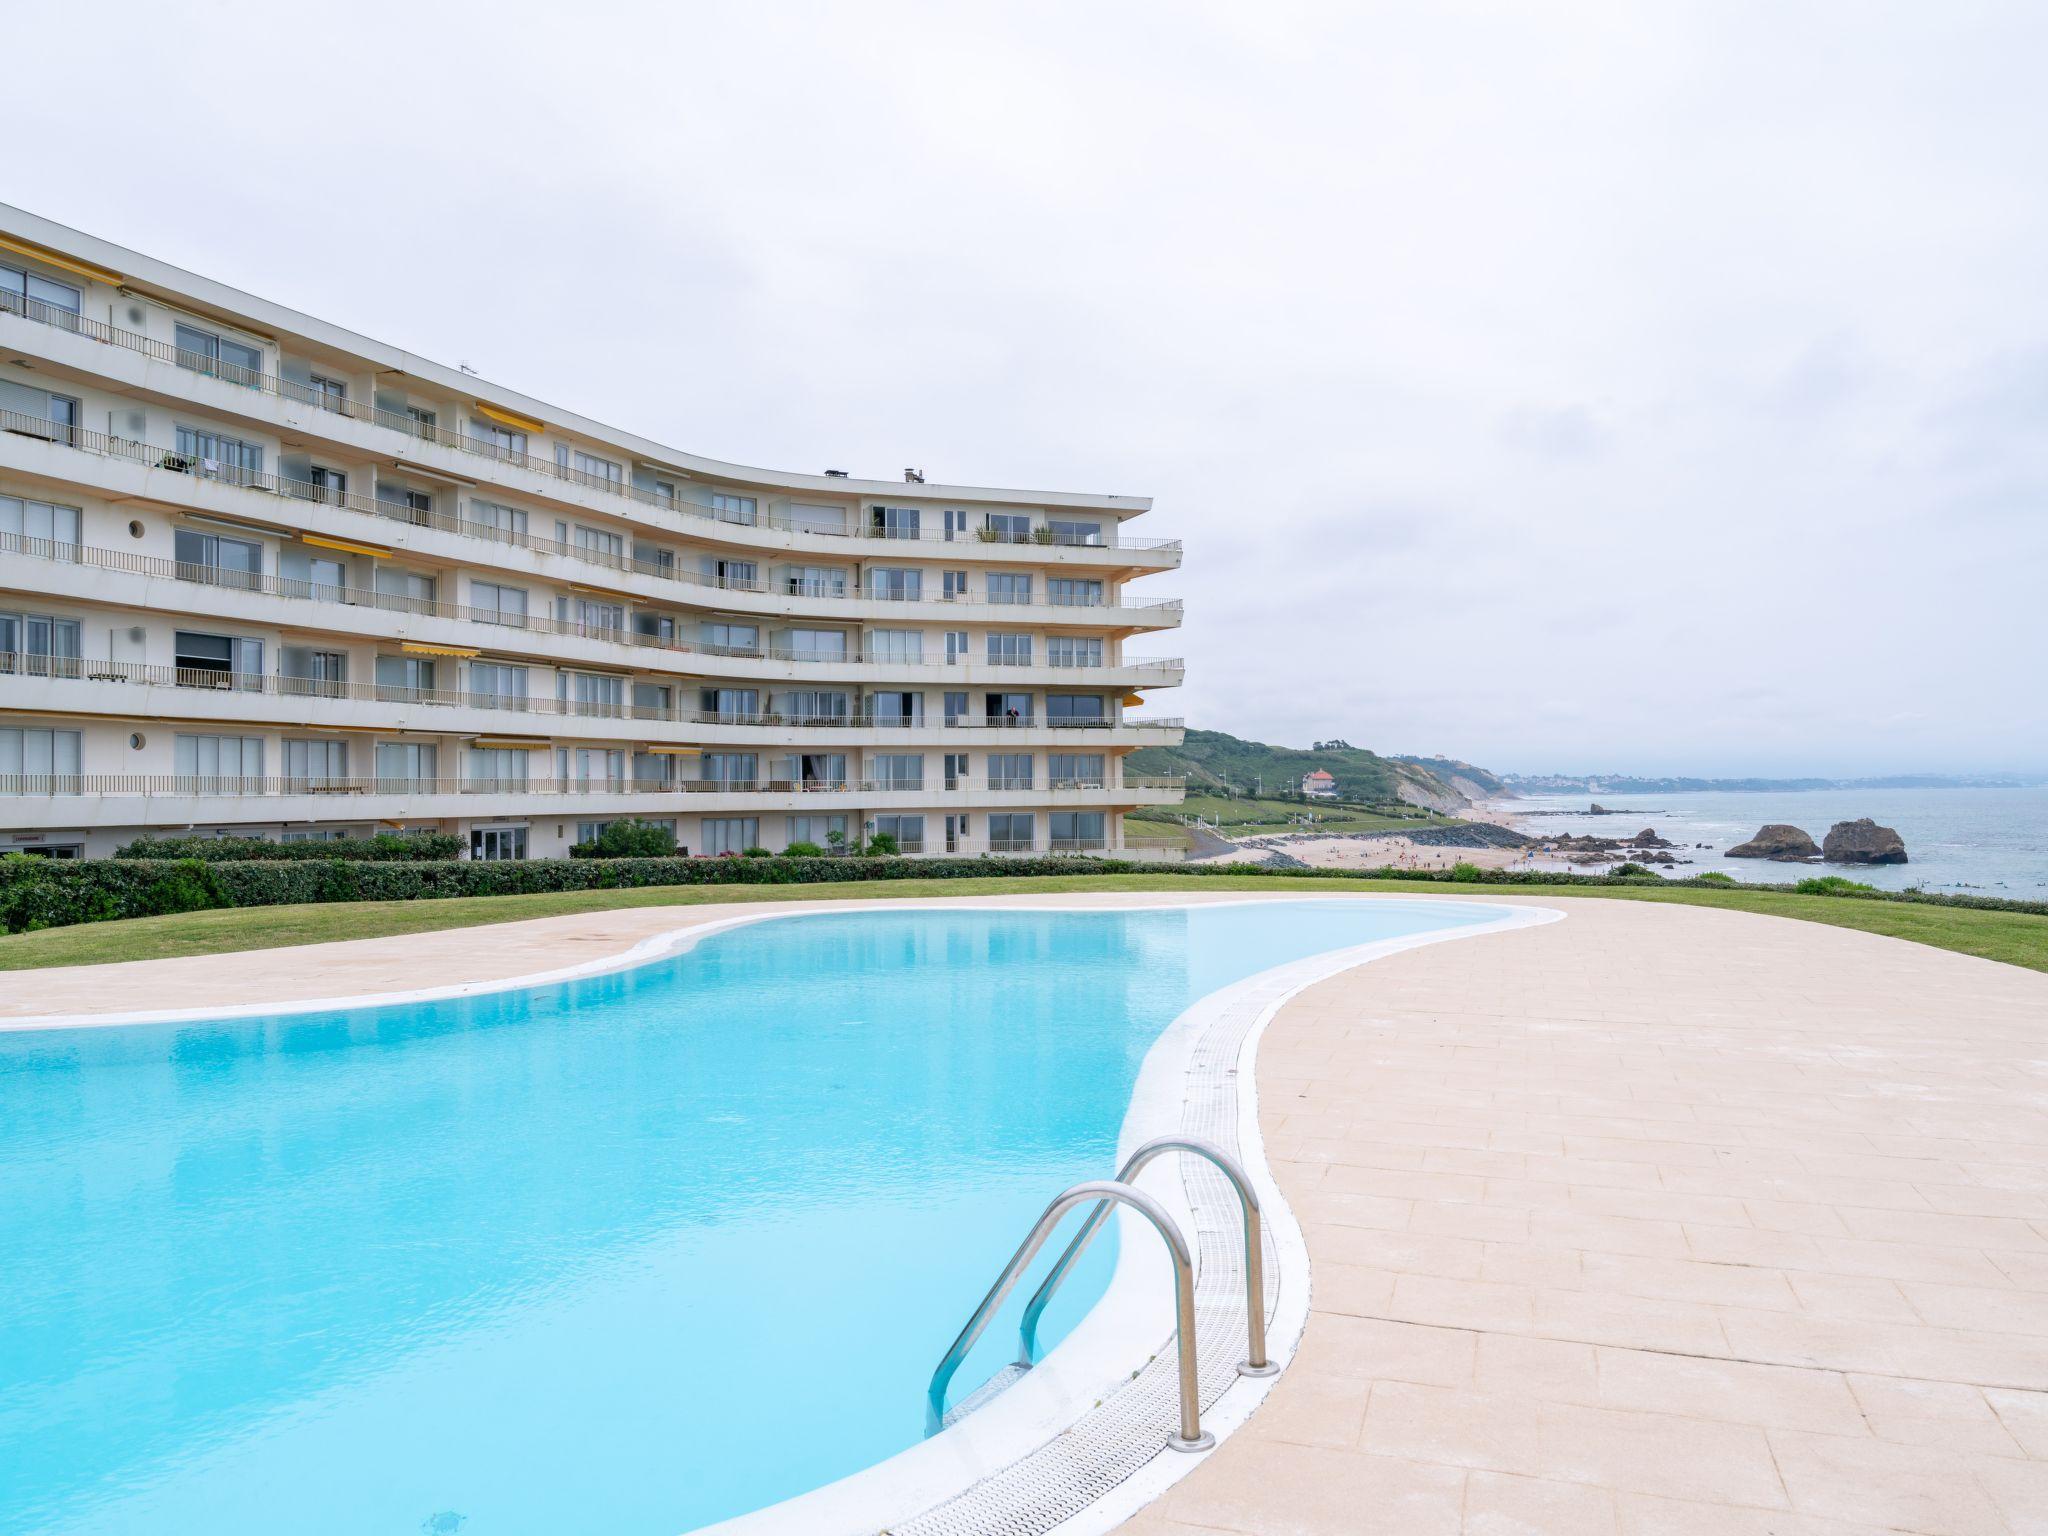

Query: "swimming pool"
left=0, top=898, right=1503, bottom=1534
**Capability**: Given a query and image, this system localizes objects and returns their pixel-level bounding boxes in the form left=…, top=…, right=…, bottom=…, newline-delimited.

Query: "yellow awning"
left=470, top=736, right=551, bottom=749
left=303, top=534, right=391, bottom=559
left=0, top=234, right=123, bottom=286
left=402, top=642, right=480, bottom=658
left=1121, top=691, right=1145, bottom=706
left=643, top=745, right=701, bottom=756
left=473, top=401, right=545, bottom=435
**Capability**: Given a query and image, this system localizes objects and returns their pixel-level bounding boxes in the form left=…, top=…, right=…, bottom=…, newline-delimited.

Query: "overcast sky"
left=8, top=1, right=2043, bottom=776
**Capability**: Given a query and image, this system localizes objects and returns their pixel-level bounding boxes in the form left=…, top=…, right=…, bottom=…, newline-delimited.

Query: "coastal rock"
left=1630, top=827, right=1675, bottom=848
left=1823, top=818, right=1908, bottom=865
left=1725, top=824, right=1821, bottom=861
left=1589, top=802, right=1612, bottom=815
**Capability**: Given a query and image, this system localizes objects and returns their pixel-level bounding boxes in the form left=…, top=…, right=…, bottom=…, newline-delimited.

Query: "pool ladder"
left=924, top=1136, right=1277, bottom=1454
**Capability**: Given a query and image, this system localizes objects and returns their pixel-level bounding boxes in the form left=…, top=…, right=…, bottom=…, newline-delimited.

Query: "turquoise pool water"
left=0, top=898, right=1497, bottom=1535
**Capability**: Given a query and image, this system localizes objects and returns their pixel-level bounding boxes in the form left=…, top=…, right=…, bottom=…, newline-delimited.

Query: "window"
left=565, top=598, right=625, bottom=636
left=1048, top=695, right=1107, bottom=723
left=558, top=672, right=625, bottom=715
left=1048, top=636, right=1104, bottom=668
left=785, top=628, right=847, bottom=661
left=943, top=509, right=970, bottom=541
left=987, top=633, right=1033, bottom=667
left=1048, top=519, right=1104, bottom=547
left=378, top=485, right=434, bottom=524
left=632, top=751, right=677, bottom=787
left=701, top=817, right=760, bottom=856
left=557, top=747, right=626, bottom=785
left=467, top=748, right=529, bottom=788
left=634, top=613, right=679, bottom=645
left=700, top=687, right=760, bottom=721
left=406, top=405, right=438, bottom=439
left=1048, top=578, right=1104, bottom=607
left=988, top=813, right=1035, bottom=852
left=281, top=827, right=352, bottom=844
left=635, top=542, right=676, bottom=577
left=283, top=738, right=349, bottom=785
left=471, top=581, right=528, bottom=626
left=945, top=630, right=969, bottom=664
left=1051, top=811, right=1107, bottom=849
left=986, top=573, right=1032, bottom=604
left=0, top=495, right=82, bottom=548
left=871, top=690, right=921, bottom=726
left=470, top=420, right=527, bottom=458
left=0, top=261, right=81, bottom=322
left=308, top=466, right=348, bottom=503
left=942, top=570, right=970, bottom=600
left=308, top=374, right=348, bottom=411
left=0, top=727, right=81, bottom=792
left=785, top=565, right=846, bottom=598
left=175, top=733, right=263, bottom=782
left=632, top=680, right=674, bottom=713
left=375, top=654, right=436, bottom=696
left=785, top=690, right=848, bottom=723
left=374, top=568, right=436, bottom=609
left=1049, top=753, right=1106, bottom=788
left=173, top=528, right=262, bottom=589
left=175, top=426, right=264, bottom=478
left=984, top=692, right=1033, bottom=725
left=786, top=752, right=846, bottom=788
left=869, top=568, right=922, bottom=601
left=701, top=752, right=758, bottom=788
left=1, top=614, right=81, bottom=678
left=308, top=558, right=346, bottom=594
left=173, top=323, right=262, bottom=384
left=651, top=479, right=679, bottom=505
left=868, top=505, right=920, bottom=539
left=943, top=752, right=970, bottom=789
left=572, top=524, right=625, bottom=562
left=869, top=629, right=923, bottom=664
left=4, top=388, right=78, bottom=441
left=945, top=814, right=966, bottom=852
left=558, top=446, right=623, bottom=486
left=281, top=647, right=347, bottom=696
left=873, top=814, right=925, bottom=853
left=471, top=825, right=528, bottom=860
left=984, top=512, right=1031, bottom=542
left=469, top=662, right=527, bottom=707
left=701, top=621, right=760, bottom=654
left=705, top=555, right=757, bottom=588
left=578, top=816, right=676, bottom=845
left=174, top=631, right=260, bottom=688
left=944, top=691, right=969, bottom=724
left=710, top=493, right=758, bottom=525
left=989, top=753, right=1034, bottom=791
left=788, top=814, right=847, bottom=846
left=871, top=753, right=924, bottom=790
left=376, top=741, right=438, bottom=787
left=468, top=499, right=528, bottom=541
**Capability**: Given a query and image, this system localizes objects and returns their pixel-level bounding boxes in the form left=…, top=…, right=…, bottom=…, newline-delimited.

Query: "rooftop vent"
left=823, top=468, right=849, bottom=478
left=903, top=467, right=925, bottom=484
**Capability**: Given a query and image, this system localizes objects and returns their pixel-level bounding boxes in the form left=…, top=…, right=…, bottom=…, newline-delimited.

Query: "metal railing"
left=0, top=772, right=1181, bottom=800
left=926, top=1180, right=1211, bottom=1451
left=1, top=288, right=1182, bottom=555
left=0, top=528, right=1185, bottom=680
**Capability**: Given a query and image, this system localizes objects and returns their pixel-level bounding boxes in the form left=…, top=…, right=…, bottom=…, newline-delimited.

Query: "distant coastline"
left=1504, top=772, right=2044, bottom=795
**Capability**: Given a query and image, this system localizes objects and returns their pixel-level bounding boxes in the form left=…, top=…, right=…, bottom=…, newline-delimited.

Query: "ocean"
left=1497, top=786, right=2048, bottom=899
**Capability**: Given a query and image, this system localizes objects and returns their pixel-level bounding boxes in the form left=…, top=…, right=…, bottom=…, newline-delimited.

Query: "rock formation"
left=1631, top=828, right=1675, bottom=848
left=1822, top=818, right=1908, bottom=864
left=1725, top=824, right=1821, bottom=861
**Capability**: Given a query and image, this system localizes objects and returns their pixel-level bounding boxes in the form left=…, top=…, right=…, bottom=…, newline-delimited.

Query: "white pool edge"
left=6, top=893, right=1563, bottom=1536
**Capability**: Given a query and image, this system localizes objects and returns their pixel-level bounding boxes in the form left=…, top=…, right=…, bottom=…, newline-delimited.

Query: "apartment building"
left=0, top=207, right=1185, bottom=860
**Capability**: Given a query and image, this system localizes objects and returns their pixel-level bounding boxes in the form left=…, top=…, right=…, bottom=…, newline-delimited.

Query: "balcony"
left=0, top=290, right=1181, bottom=559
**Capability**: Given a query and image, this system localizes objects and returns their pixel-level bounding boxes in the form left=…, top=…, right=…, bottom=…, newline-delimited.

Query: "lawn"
left=1130, top=794, right=1437, bottom=837
left=2, top=872, right=2044, bottom=974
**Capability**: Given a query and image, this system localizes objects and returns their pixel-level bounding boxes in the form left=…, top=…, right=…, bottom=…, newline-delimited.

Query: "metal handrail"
left=0, top=287, right=1184, bottom=555
left=1017, top=1136, right=1276, bottom=1379
left=926, top=1178, right=1213, bottom=1452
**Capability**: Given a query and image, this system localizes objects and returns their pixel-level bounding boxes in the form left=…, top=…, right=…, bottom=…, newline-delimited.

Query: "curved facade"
left=0, top=206, right=1184, bottom=859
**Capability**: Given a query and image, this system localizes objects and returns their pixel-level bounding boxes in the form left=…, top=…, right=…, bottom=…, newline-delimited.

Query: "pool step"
left=940, top=1362, right=1031, bottom=1428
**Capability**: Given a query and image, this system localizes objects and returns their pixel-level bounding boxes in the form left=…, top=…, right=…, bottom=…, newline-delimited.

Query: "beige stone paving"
left=1118, top=898, right=2048, bottom=1536
left=12, top=891, right=2048, bottom=1533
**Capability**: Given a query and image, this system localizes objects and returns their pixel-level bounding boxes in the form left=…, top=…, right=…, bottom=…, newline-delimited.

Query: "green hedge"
left=2, top=853, right=2042, bottom=936
left=113, top=833, right=465, bottom=862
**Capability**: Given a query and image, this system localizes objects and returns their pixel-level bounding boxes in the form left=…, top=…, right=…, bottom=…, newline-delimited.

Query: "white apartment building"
left=0, top=207, right=1185, bottom=860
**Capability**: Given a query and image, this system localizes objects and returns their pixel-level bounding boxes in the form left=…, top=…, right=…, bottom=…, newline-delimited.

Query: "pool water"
left=0, top=899, right=1495, bottom=1535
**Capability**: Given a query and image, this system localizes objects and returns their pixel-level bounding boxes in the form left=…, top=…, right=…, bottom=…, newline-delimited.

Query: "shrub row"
left=113, top=833, right=465, bottom=862
left=2, top=852, right=2042, bottom=936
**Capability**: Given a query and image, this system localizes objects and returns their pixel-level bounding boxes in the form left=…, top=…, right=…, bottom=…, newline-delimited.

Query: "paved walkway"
left=1122, top=898, right=2048, bottom=1536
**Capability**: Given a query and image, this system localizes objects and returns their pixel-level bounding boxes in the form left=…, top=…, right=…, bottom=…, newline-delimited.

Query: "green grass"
left=4, top=872, right=2045, bottom=974
left=1131, top=793, right=1436, bottom=837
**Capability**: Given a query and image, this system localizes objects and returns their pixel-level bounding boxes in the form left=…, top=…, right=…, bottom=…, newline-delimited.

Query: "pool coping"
left=5, top=893, right=1563, bottom=1534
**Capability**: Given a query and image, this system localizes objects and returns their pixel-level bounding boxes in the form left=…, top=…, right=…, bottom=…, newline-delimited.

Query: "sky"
left=6, top=0, right=2043, bottom=777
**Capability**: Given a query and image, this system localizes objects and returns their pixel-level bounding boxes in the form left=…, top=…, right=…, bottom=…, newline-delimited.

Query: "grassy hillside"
left=1128, top=729, right=1473, bottom=809
left=1393, top=756, right=1512, bottom=799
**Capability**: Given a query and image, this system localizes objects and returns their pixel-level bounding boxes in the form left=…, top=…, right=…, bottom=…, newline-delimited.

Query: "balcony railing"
left=0, top=288, right=1181, bottom=555
left=0, top=772, right=1181, bottom=800
left=0, top=529, right=1185, bottom=683
left=0, top=405, right=1181, bottom=625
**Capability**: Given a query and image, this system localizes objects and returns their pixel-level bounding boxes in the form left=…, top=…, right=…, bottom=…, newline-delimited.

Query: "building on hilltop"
left=0, top=207, right=1186, bottom=858
left=1301, top=769, right=1338, bottom=800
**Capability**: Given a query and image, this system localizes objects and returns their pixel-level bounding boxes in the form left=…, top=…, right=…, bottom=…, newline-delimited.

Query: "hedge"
left=1, top=853, right=2042, bottom=935
left=113, top=833, right=465, bottom=862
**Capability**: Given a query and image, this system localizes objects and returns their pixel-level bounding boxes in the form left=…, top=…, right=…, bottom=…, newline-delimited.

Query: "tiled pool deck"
left=9, top=893, right=2047, bottom=1534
